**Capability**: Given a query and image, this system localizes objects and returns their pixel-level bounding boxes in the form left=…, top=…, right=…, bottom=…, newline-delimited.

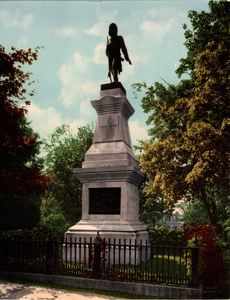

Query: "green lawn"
left=105, top=254, right=191, bottom=285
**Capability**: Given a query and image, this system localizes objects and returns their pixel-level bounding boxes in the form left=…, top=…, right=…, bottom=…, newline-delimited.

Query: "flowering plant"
left=184, top=224, right=224, bottom=287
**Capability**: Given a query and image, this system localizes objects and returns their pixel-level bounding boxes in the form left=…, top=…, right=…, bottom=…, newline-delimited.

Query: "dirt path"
left=0, top=280, right=119, bottom=299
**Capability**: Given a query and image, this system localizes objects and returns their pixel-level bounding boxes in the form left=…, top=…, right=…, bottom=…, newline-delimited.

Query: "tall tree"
left=0, top=45, right=48, bottom=230
left=42, top=124, right=93, bottom=228
left=134, top=1, right=230, bottom=241
left=176, top=0, right=230, bottom=79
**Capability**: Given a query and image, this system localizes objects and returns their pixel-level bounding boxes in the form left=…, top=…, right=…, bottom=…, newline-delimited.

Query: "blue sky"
left=0, top=0, right=209, bottom=146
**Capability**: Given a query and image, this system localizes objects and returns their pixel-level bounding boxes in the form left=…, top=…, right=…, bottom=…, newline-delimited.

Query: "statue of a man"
left=106, top=23, right=132, bottom=83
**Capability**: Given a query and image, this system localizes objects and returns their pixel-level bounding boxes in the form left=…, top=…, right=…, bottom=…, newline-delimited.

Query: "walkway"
left=0, top=280, right=119, bottom=299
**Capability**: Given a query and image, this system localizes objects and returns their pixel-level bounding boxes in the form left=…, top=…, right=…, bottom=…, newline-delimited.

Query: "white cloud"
left=16, top=37, right=29, bottom=49
left=58, top=52, right=89, bottom=84
left=27, top=103, right=92, bottom=139
left=81, top=81, right=100, bottom=97
left=0, top=10, right=33, bottom=29
left=27, top=103, right=64, bottom=137
left=58, top=79, right=100, bottom=109
left=129, top=120, right=148, bottom=146
left=59, top=83, right=78, bottom=107
left=85, top=10, right=119, bottom=37
left=140, top=19, right=174, bottom=40
left=58, top=51, right=101, bottom=108
left=80, top=100, right=95, bottom=118
left=50, top=26, right=78, bottom=38
left=58, top=64, right=73, bottom=85
left=85, top=23, right=103, bottom=37
left=118, top=62, right=134, bottom=83
left=74, top=52, right=89, bottom=72
left=124, top=35, right=144, bottom=64
left=94, top=43, right=106, bottom=65
left=147, top=7, right=185, bottom=20
left=27, top=103, right=147, bottom=149
left=69, top=119, right=87, bottom=133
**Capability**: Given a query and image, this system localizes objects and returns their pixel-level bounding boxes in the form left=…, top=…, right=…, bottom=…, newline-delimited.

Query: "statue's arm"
left=120, top=36, right=132, bottom=64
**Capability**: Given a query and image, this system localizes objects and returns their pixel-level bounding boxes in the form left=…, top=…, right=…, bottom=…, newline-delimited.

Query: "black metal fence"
left=0, top=236, right=199, bottom=287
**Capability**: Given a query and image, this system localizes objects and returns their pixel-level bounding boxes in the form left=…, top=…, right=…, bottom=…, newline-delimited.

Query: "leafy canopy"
left=0, top=44, right=48, bottom=230
left=134, top=1, right=230, bottom=240
left=0, top=45, right=48, bottom=197
left=41, top=124, right=93, bottom=228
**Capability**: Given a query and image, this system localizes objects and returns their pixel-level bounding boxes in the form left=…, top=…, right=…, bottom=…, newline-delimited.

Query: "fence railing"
left=0, top=235, right=199, bottom=287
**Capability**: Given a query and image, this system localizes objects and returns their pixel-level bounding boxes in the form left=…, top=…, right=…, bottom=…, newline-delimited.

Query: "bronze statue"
left=106, top=23, right=132, bottom=83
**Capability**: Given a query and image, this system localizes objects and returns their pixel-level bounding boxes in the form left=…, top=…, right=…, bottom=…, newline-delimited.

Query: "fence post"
left=45, top=235, right=54, bottom=274
left=191, top=243, right=199, bottom=287
left=92, top=231, right=102, bottom=279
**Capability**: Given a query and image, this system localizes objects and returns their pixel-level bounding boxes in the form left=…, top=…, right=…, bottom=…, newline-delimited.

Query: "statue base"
left=64, top=83, right=149, bottom=263
left=101, top=82, right=126, bottom=95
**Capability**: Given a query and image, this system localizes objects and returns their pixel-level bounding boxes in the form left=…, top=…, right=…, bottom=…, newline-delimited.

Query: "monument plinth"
left=65, top=83, right=149, bottom=243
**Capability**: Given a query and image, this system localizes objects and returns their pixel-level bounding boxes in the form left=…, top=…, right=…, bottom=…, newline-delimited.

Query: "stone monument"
left=65, top=24, right=149, bottom=262
left=65, top=82, right=149, bottom=244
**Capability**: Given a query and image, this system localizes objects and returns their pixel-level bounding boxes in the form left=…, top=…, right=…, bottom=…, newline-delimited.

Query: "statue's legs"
left=109, top=57, right=119, bottom=83
left=113, top=69, right=118, bottom=82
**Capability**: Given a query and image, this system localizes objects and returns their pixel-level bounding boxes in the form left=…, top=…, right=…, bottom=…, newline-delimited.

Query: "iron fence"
left=0, top=235, right=199, bottom=287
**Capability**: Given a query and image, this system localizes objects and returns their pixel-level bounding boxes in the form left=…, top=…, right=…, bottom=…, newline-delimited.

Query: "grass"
left=1, top=250, right=191, bottom=286
left=48, top=252, right=191, bottom=285
left=103, top=254, right=190, bottom=285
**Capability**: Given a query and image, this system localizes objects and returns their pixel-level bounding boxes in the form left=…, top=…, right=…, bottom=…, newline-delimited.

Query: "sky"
left=0, top=0, right=210, bottom=147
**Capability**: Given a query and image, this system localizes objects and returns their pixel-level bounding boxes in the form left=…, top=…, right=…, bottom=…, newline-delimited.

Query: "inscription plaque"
left=89, top=188, right=121, bottom=214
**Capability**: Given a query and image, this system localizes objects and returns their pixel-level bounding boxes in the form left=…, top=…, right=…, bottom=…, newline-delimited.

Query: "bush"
left=0, top=226, right=51, bottom=239
left=148, top=225, right=185, bottom=246
left=184, top=224, right=225, bottom=288
left=0, top=196, right=40, bottom=231
left=39, top=193, right=70, bottom=239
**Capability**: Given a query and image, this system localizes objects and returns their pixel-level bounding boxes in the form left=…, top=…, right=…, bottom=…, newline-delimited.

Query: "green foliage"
left=0, top=226, right=54, bottom=239
left=133, top=80, right=194, bottom=141
left=41, top=123, right=93, bottom=232
left=139, top=190, right=167, bottom=227
left=133, top=1, right=230, bottom=243
left=0, top=44, right=48, bottom=231
left=180, top=198, right=210, bottom=226
left=0, top=45, right=46, bottom=197
left=176, top=0, right=230, bottom=79
left=44, top=124, right=93, bottom=171
left=0, top=196, right=41, bottom=231
left=40, top=193, right=70, bottom=238
left=185, top=225, right=225, bottom=288
left=148, top=226, right=184, bottom=246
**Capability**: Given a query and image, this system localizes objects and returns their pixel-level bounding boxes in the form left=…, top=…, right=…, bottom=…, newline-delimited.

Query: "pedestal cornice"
left=91, top=96, right=134, bottom=120
left=74, top=165, right=145, bottom=185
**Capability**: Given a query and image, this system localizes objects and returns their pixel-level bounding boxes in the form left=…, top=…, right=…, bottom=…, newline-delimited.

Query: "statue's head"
left=109, top=23, right=118, bottom=37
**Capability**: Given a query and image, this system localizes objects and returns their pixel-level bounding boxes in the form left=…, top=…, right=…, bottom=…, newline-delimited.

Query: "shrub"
left=184, top=224, right=225, bottom=288
left=0, top=196, right=41, bottom=231
left=148, top=225, right=185, bottom=246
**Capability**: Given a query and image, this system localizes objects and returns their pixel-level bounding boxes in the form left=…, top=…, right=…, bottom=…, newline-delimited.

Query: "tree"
left=140, top=193, right=166, bottom=228
left=134, top=1, right=230, bottom=241
left=176, top=0, right=230, bottom=79
left=40, top=193, right=70, bottom=238
left=179, top=198, right=210, bottom=226
left=41, top=124, right=93, bottom=230
left=0, top=45, right=48, bottom=230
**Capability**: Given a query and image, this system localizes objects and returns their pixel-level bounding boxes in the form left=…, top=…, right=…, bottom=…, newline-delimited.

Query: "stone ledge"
left=74, top=165, right=145, bottom=185
left=0, top=271, right=203, bottom=299
left=67, top=220, right=148, bottom=234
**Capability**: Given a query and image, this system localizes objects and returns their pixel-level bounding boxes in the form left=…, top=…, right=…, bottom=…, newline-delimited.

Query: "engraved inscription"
left=99, top=124, right=117, bottom=129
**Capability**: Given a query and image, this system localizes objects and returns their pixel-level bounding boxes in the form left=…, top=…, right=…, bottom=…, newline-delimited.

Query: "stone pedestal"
left=65, top=83, right=149, bottom=249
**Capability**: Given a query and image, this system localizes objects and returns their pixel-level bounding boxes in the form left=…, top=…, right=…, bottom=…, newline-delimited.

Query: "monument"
left=64, top=24, right=149, bottom=252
